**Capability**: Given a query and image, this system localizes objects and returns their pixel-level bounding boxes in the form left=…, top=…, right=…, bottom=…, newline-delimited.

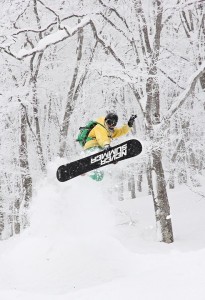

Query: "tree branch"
left=2, top=14, right=126, bottom=72
left=158, top=67, right=185, bottom=89
left=161, top=46, right=190, bottom=62
left=37, top=0, right=60, bottom=26
left=1, top=17, right=91, bottom=59
left=99, top=12, right=131, bottom=42
left=134, top=0, right=152, bottom=55
left=90, top=20, right=125, bottom=68
left=163, top=0, right=205, bottom=28
left=97, top=0, right=130, bottom=30
left=158, top=61, right=205, bottom=133
left=20, top=102, right=37, bottom=141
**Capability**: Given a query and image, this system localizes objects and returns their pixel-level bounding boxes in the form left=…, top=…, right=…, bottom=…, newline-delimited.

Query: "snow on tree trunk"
left=151, top=149, right=174, bottom=243
left=130, top=173, right=136, bottom=199
left=19, top=104, right=32, bottom=227
left=142, top=0, right=174, bottom=243
left=118, top=171, right=124, bottom=201
left=59, top=22, right=84, bottom=157
left=0, top=181, right=4, bottom=239
left=31, top=77, right=46, bottom=173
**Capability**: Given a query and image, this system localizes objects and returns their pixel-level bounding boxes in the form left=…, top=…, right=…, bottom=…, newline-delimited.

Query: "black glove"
left=104, top=144, right=111, bottom=151
left=128, top=114, right=137, bottom=127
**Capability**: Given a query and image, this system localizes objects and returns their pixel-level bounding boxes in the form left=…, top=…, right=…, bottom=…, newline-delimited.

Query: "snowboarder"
left=82, top=112, right=137, bottom=181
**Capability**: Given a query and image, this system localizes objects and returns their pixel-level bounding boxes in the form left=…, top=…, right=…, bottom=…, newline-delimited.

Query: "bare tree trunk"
left=199, top=62, right=205, bottom=91
left=188, top=149, right=200, bottom=187
left=5, top=62, right=34, bottom=233
left=130, top=173, right=136, bottom=199
left=143, top=0, right=174, bottom=243
left=169, top=169, right=175, bottom=189
left=137, top=164, right=143, bottom=192
left=46, top=96, right=52, bottom=162
left=0, top=180, right=4, bottom=239
left=169, top=139, right=185, bottom=189
left=28, top=0, right=46, bottom=172
left=198, top=150, right=203, bottom=174
left=118, top=171, right=124, bottom=201
left=146, top=157, right=172, bottom=242
left=19, top=104, right=33, bottom=225
left=152, top=149, right=174, bottom=243
left=146, top=158, right=153, bottom=195
left=14, top=183, right=21, bottom=235
left=59, top=23, right=84, bottom=157
left=31, top=71, right=46, bottom=173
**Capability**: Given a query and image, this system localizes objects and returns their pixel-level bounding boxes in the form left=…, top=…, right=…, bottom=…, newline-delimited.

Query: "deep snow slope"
left=0, top=159, right=205, bottom=300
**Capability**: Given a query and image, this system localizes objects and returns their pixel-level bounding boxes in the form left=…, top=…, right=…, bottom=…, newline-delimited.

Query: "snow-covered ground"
left=0, top=160, right=205, bottom=300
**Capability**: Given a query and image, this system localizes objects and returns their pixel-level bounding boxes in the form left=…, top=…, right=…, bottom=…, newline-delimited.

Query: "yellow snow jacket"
left=84, top=117, right=131, bottom=150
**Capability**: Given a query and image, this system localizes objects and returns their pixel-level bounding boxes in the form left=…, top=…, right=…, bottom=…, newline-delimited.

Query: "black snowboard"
left=57, top=139, right=142, bottom=182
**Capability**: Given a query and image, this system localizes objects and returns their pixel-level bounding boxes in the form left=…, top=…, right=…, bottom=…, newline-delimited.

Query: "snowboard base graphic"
left=57, top=139, right=142, bottom=182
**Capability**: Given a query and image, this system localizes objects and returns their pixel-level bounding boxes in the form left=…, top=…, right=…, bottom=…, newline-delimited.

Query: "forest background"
left=0, top=0, right=205, bottom=243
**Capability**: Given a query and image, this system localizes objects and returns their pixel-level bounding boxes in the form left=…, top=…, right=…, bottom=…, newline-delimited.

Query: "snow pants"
left=85, top=147, right=104, bottom=182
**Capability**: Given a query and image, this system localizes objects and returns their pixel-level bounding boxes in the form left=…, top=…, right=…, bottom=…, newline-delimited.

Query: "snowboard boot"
left=89, top=169, right=104, bottom=181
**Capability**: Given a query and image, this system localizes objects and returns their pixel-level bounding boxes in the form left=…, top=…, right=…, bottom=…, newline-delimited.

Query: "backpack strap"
left=76, top=121, right=107, bottom=147
left=85, top=121, right=106, bottom=143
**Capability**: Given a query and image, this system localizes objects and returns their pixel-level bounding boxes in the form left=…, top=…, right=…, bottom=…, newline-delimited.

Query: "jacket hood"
left=96, top=117, right=106, bottom=126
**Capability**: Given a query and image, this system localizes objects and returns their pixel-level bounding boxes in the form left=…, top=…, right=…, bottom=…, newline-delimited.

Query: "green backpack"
left=76, top=121, right=103, bottom=147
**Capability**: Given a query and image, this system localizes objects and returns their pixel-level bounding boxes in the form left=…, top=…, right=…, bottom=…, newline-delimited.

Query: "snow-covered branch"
left=5, top=14, right=86, bottom=38
left=158, top=61, right=205, bottom=132
left=166, top=61, right=205, bottom=118
left=163, top=0, right=205, bottom=28
left=17, top=30, right=68, bottom=58
left=1, top=15, right=125, bottom=68
left=0, top=17, right=91, bottom=59
left=62, top=16, right=90, bottom=36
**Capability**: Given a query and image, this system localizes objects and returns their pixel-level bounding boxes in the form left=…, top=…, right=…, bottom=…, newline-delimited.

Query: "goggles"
left=106, top=119, right=117, bottom=127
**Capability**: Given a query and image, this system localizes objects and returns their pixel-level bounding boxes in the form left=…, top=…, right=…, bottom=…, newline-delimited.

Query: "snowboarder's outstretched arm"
left=112, top=124, right=130, bottom=138
left=112, top=115, right=137, bottom=138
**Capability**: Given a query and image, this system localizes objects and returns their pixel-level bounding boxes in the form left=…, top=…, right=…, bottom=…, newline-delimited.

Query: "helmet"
left=105, top=112, right=118, bottom=129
